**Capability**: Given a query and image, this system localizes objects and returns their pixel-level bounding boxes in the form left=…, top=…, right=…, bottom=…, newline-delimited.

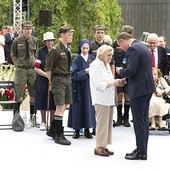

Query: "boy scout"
left=11, top=21, right=38, bottom=127
left=90, top=24, right=106, bottom=57
left=45, top=23, right=74, bottom=145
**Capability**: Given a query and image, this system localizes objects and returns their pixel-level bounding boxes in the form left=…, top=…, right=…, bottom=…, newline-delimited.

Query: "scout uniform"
left=45, top=24, right=74, bottom=145
left=11, top=21, right=38, bottom=126
left=90, top=24, right=106, bottom=57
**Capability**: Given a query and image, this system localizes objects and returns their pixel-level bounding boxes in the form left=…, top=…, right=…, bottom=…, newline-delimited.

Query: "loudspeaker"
left=39, top=10, right=52, bottom=27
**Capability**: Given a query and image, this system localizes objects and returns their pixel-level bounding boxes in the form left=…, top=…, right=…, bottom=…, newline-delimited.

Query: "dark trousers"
left=130, top=93, right=152, bottom=155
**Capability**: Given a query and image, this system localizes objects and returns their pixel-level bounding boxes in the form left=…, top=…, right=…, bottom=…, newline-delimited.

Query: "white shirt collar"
left=81, top=53, right=88, bottom=62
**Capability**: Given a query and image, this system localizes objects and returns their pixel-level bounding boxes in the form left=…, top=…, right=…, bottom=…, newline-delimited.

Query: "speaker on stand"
left=39, top=10, right=52, bottom=27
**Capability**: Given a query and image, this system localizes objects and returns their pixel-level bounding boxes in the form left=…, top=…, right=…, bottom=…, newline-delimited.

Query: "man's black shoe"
left=126, top=149, right=138, bottom=156
left=125, top=152, right=147, bottom=160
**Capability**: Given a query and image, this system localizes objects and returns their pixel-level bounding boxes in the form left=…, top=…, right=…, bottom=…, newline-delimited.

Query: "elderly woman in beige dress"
left=149, top=67, right=170, bottom=129
left=89, top=44, right=125, bottom=157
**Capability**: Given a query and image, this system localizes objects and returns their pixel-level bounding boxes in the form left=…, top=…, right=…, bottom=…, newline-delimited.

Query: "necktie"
left=151, top=49, right=155, bottom=67
left=25, top=40, right=29, bottom=59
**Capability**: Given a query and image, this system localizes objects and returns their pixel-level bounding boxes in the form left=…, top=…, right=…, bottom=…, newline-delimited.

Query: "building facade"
left=118, top=0, right=170, bottom=45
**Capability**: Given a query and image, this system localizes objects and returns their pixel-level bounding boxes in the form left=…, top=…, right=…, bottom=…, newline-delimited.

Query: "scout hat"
left=121, top=25, right=134, bottom=34
left=59, top=23, right=75, bottom=33
left=43, top=32, right=55, bottom=41
left=22, top=21, right=33, bottom=28
left=93, top=24, right=106, bottom=32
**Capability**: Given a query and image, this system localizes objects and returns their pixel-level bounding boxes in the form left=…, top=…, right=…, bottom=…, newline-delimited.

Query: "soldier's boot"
left=46, top=119, right=56, bottom=139
left=54, top=127, right=71, bottom=145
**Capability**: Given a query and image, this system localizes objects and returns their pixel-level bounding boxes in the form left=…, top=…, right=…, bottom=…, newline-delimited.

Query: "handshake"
left=114, top=78, right=127, bottom=87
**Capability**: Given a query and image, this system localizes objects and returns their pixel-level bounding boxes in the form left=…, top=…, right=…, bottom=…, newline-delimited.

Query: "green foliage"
left=0, top=0, right=122, bottom=52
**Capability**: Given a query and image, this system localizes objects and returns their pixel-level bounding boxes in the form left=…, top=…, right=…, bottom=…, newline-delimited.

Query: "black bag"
left=12, top=111, right=25, bottom=132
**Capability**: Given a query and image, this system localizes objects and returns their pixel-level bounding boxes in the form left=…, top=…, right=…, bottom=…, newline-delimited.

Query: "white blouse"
left=89, top=58, right=116, bottom=106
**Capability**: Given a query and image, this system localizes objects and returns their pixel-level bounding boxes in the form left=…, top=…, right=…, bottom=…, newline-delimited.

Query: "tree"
left=0, top=0, right=122, bottom=52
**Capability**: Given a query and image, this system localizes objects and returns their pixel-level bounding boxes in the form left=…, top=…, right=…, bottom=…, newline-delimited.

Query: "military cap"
left=59, top=24, right=75, bottom=34
left=121, top=25, right=134, bottom=34
left=93, top=24, right=106, bottom=32
left=22, top=21, right=33, bottom=28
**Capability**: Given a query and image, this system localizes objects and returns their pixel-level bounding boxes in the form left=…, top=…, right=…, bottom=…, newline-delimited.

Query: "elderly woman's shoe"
left=104, top=148, right=114, bottom=155
left=94, top=148, right=110, bottom=157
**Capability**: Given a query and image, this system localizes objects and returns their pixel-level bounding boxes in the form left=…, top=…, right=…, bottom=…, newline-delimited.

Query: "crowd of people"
left=1, top=20, right=170, bottom=160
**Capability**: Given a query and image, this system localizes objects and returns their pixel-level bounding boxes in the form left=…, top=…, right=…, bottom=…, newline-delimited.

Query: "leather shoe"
left=105, top=148, right=114, bottom=155
left=94, top=148, right=110, bottom=157
left=123, top=120, right=131, bottom=127
left=73, top=130, right=80, bottom=139
left=84, top=129, right=93, bottom=139
left=126, top=149, right=138, bottom=156
left=125, top=152, right=147, bottom=160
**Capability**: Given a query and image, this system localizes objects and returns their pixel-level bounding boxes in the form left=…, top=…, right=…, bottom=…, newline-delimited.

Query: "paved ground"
left=0, top=107, right=170, bottom=170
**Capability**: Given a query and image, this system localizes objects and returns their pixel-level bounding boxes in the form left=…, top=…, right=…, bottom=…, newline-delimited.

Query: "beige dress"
left=149, top=77, right=170, bottom=118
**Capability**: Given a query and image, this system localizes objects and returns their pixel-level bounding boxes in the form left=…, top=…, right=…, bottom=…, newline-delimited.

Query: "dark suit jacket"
left=4, top=32, right=18, bottom=53
left=157, top=46, right=169, bottom=76
left=120, top=40, right=155, bottom=99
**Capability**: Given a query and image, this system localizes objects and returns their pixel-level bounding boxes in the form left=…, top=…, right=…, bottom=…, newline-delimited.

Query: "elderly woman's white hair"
left=96, top=44, right=113, bottom=60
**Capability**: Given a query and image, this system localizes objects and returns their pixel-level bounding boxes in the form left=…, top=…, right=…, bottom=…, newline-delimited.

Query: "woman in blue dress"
left=68, top=39, right=96, bottom=139
left=33, top=32, right=56, bottom=131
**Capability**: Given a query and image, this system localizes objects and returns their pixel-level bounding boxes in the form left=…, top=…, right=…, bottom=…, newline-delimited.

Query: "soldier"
left=45, top=23, right=74, bottom=145
left=11, top=21, right=38, bottom=127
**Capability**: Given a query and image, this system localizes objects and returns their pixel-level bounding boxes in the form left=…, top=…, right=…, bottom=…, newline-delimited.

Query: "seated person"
left=149, top=68, right=170, bottom=129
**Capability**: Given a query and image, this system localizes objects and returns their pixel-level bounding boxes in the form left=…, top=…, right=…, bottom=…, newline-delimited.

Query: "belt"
left=17, top=66, right=33, bottom=69
left=53, top=73, right=70, bottom=77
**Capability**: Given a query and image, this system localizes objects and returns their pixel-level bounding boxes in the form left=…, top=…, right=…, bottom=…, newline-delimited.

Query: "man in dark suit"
left=147, top=33, right=169, bottom=76
left=116, top=32, right=155, bottom=160
left=4, top=26, right=18, bottom=64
